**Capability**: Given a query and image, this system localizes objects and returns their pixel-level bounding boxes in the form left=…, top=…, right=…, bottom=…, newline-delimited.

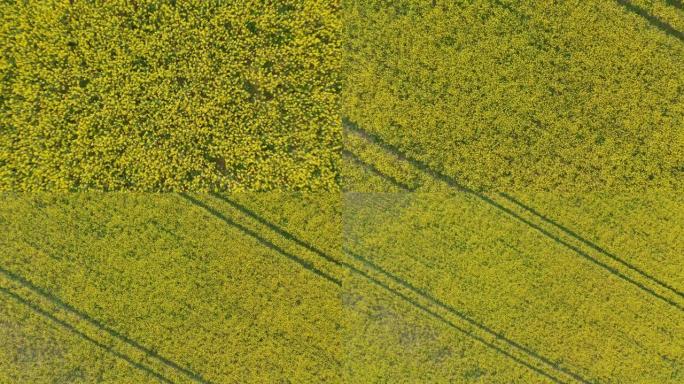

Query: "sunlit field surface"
left=343, top=192, right=683, bottom=383
left=0, top=193, right=344, bottom=383
left=1, top=192, right=681, bottom=382
left=1, top=1, right=341, bottom=191
left=342, top=0, right=684, bottom=193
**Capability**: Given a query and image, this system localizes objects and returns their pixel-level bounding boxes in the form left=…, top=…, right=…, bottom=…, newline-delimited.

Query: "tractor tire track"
left=198, top=193, right=589, bottom=383
left=342, top=117, right=684, bottom=313
left=178, top=193, right=341, bottom=287
left=0, top=274, right=177, bottom=384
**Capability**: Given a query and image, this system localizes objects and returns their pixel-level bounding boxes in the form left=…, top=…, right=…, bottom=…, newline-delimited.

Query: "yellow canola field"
left=0, top=1, right=341, bottom=191
left=2, top=192, right=682, bottom=382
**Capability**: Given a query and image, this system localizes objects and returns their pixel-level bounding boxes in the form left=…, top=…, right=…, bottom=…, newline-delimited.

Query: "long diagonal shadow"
left=342, top=118, right=684, bottom=313
left=343, top=118, right=472, bottom=193
left=343, top=247, right=593, bottom=384
left=200, top=194, right=586, bottom=383
left=497, top=0, right=683, bottom=43
left=0, top=275, right=179, bottom=384
left=666, top=0, right=684, bottom=11
left=499, top=192, right=684, bottom=299
left=342, top=149, right=416, bottom=191
left=616, top=0, right=684, bottom=42
left=178, top=193, right=341, bottom=287
left=346, top=263, right=570, bottom=384
left=477, top=194, right=684, bottom=312
left=208, top=192, right=344, bottom=268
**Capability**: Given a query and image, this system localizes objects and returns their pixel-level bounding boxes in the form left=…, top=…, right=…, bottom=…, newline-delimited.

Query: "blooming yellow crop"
left=0, top=1, right=341, bottom=191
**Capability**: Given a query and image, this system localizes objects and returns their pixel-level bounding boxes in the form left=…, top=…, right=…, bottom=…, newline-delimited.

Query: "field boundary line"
left=0, top=270, right=178, bottom=384
left=342, top=118, right=684, bottom=313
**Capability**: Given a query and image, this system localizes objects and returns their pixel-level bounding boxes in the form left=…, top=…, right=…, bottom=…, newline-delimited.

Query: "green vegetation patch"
left=0, top=1, right=341, bottom=191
